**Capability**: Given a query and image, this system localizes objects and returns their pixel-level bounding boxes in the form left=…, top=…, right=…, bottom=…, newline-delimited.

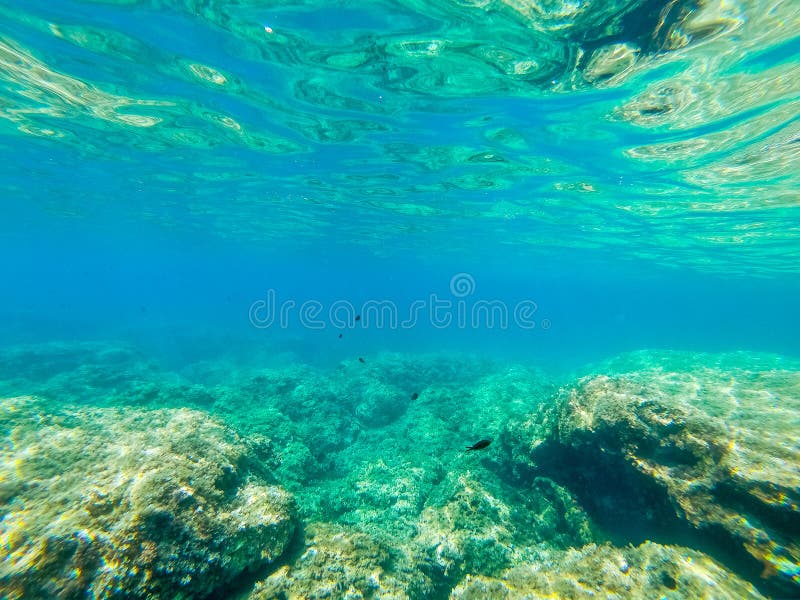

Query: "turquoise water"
left=1, top=1, right=799, bottom=599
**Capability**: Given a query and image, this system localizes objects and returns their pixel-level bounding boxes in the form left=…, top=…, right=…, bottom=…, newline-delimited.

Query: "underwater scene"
left=1, top=0, right=799, bottom=598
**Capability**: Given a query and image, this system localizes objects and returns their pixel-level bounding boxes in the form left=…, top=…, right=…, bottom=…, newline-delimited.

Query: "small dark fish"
left=358, top=357, right=365, bottom=363
left=355, top=315, right=361, bottom=322
left=338, top=333, right=343, bottom=339
left=411, top=392, right=419, bottom=400
left=466, top=439, right=491, bottom=452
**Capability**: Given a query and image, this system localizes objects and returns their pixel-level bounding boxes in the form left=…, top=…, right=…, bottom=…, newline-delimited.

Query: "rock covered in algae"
left=508, top=352, right=800, bottom=595
left=412, top=471, right=596, bottom=585
left=210, top=354, right=553, bottom=504
left=412, top=472, right=518, bottom=582
left=247, top=457, right=595, bottom=598
left=321, top=457, right=433, bottom=529
left=450, top=541, right=765, bottom=599
left=0, top=396, right=296, bottom=599
left=0, top=341, right=216, bottom=409
left=239, top=356, right=591, bottom=597
left=249, top=472, right=595, bottom=600
left=250, top=523, right=423, bottom=600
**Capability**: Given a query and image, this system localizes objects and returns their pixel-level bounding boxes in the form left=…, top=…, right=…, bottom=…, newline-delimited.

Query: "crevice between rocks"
left=509, top=440, right=793, bottom=599
left=208, top=521, right=306, bottom=600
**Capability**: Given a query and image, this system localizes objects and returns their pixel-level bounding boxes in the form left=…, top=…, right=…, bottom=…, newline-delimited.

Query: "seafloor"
left=1, top=343, right=798, bottom=599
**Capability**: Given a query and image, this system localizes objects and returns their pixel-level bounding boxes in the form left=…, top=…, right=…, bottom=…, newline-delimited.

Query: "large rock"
left=249, top=470, right=596, bottom=600
left=250, top=523, right=421, bottom=600
left=412, top=471, right=596, bottom=586
left=450, top=541, right=765, bottom=599
left=506, top=353, right=800, bottom=596
left=0, top=396, right=296, bottom=599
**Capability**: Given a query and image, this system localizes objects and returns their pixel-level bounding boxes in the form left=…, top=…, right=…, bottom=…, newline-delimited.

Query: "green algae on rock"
left=249, top=471, right=597, bottom=600
left=411, top=470, right=596, bottom=586
left=450, top=541, right=766, bottom=599
left=0, top=341, right=216, bottom=409
left=0, top=396, right=296, bottom=599
left=211, top=353, right=595, bottom=598
left=251, top=523, right=425, bottom=600
left=2, top=343, right=788, bottom=598
left=506, top=352, right=800, bottom=596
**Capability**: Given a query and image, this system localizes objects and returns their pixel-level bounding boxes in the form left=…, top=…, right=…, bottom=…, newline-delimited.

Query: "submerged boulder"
left=412, top=471, right=596, bottom=585
left=0, top=396, right=296, bottom=599
left=450, top=541, right=765, bottom=599
left=506, top=353, right=800, bottom=596
left=251, top=523, right=421, bottom=600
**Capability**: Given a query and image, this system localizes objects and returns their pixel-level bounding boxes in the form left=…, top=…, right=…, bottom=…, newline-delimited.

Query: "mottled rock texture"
left=0, top=396, right=296, bottom=599
left=450, top=541, right=765, bottom=599
left=505, top=353, right=800, bottom=596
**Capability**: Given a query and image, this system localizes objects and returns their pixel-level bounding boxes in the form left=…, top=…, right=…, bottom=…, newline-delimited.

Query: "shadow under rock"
left=211, top=521, right=307, bottom=600
left=513, top=441, right=788, bottom=599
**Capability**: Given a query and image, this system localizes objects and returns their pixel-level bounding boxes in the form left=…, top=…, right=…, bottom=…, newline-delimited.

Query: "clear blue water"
left=1, top=1, right=799, bottom=598
left=4, top=224, right=800, bottom=370
left=2, top=1, right=799, bottom=372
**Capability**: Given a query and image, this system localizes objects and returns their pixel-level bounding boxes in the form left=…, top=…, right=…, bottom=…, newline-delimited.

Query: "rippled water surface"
left=2, top=0, right=798, bottom=274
